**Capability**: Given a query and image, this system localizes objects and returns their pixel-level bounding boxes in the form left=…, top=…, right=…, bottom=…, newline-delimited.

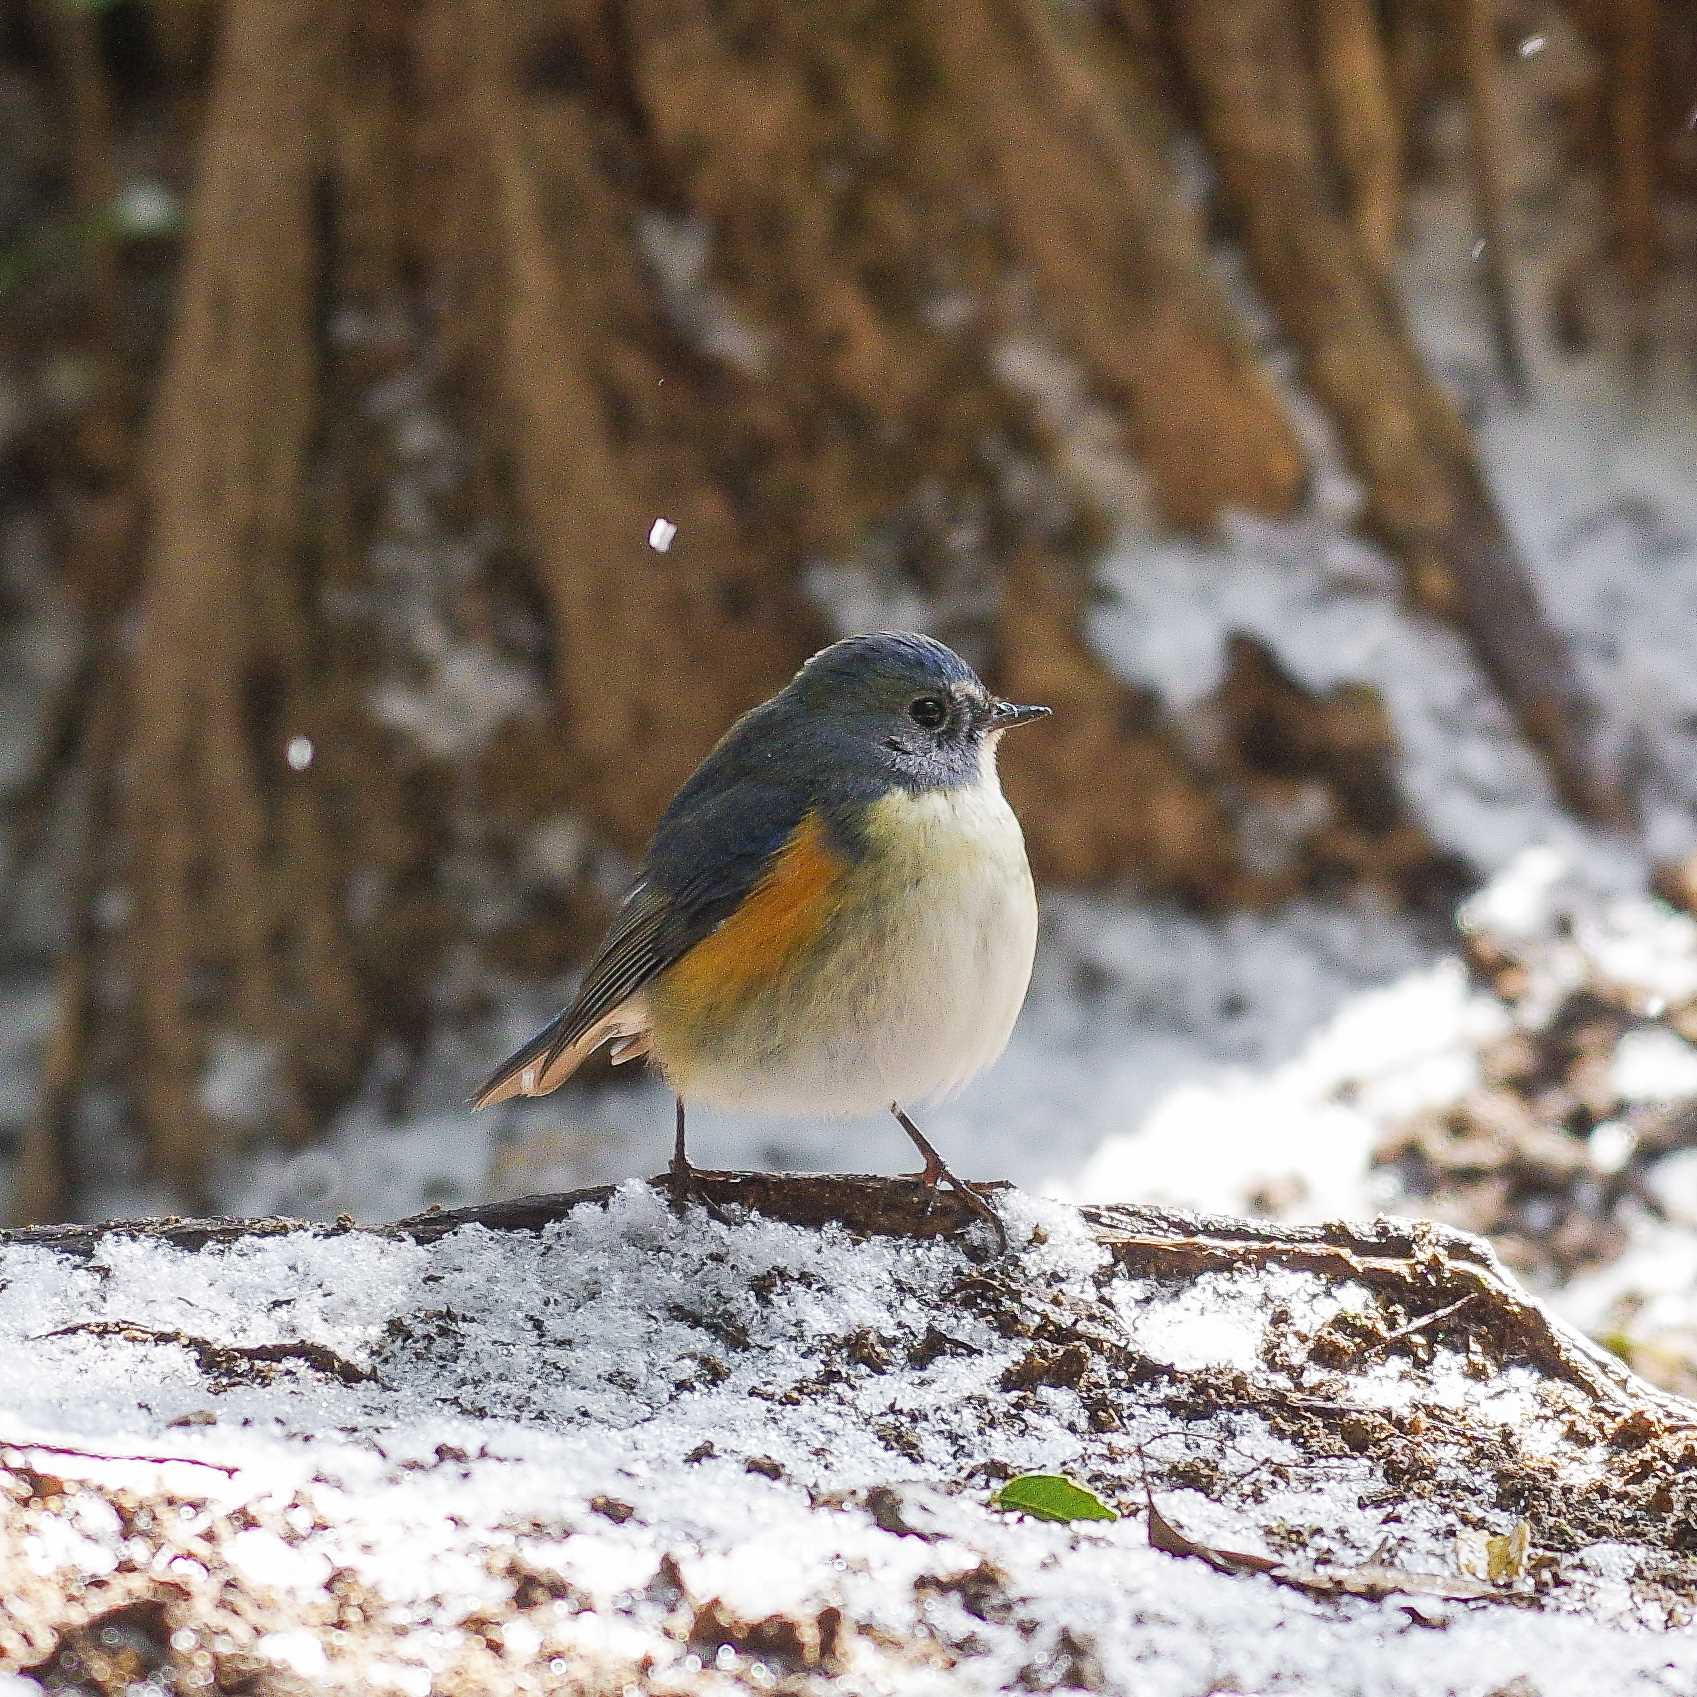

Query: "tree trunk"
left=7, top=0, right=1659, bottom=1217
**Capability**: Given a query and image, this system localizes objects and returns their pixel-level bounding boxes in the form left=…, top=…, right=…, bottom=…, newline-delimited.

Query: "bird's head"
left=789, top=632, right=1050, bottom=792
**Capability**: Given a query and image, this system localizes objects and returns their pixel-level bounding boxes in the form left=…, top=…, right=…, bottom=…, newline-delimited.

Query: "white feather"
left=658, top=743, right=1038, bottom=1115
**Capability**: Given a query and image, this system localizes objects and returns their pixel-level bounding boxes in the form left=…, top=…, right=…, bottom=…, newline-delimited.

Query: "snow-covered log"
left=2, top=1175, right=1695, bottom=1695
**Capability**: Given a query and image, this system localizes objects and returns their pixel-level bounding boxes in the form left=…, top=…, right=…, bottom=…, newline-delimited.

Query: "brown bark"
left=1167, top=0, right=1633, bottom=828
left=1383, top=0, right=1443, bottom=181
left=994, top=554, right=1240, bottom=893
left=465, top=0, right=822, bottom=848
left=1306, top=0, right=1402, bottom=281
left=428, top=0, right=935, bottom=849
left=1451, top=0, right=1532, bottom=398
left=933, top=0, right=1308, bottom=526
left=1203, top=634, right=1467, bottom=908
left=1606, top=0, right=1661, bottom=372
left=617, top=0, right=1077, bottom=587
left=121, top=0, right=353, bottom=1199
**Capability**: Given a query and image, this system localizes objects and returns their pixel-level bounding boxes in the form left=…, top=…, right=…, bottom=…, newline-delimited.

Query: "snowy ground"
left=5, top=1188, right=1697, bottom=1695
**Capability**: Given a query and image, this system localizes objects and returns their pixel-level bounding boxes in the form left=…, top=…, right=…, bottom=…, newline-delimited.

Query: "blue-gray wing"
left=470, top=769, right=812, bottom=1107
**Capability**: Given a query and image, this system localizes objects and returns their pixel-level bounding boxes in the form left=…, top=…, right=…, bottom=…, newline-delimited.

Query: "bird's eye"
left=908, top=695, right=948, bottom=730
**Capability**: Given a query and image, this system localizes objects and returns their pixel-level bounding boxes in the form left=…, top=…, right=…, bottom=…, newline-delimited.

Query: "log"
left=2, top=1175, right=1694, bottom=1690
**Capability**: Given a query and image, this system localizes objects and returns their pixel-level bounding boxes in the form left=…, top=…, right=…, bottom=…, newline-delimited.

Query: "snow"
left=2, top=1189, right=1694, bottom=1693
left=639, top=211, right=773, bottom=378
left=108, top=179, right=180, bottom=237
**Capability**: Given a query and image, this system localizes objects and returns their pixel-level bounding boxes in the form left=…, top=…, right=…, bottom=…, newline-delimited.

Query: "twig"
left=37, top=1321, right=375, bottom=1388
left=0, top=1438, right=239, bottom=1478
left=1452, top=0, right=1532, bottom=400
left=1348, top=1291, right=1481, bottom=1361
left=1142, top=1475, right=1504, bottom=1604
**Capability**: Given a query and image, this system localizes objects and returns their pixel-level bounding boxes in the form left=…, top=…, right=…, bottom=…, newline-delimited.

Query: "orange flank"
left=657, top=812, right=847, bottom=1022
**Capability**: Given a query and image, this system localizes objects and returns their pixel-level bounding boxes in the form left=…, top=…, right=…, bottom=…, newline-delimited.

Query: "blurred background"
left=3, top=0, right=1697, bottom=1378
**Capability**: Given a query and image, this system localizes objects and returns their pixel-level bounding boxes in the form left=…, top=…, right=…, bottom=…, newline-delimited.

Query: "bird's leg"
left=891, top=1103, right=1008, bottom=1255
left=670, top=1096, right=730, bottom=1223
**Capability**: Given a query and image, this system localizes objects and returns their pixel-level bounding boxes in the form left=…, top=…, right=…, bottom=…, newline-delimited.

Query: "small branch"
left=1144, top=1479, right=1503, bottom=1604
left=1607, top=0, right=1660, bottom=376
left=1347, top=1291, right=1480, bottom=1360
left=1451, top=0, right=1532, bottom=400
left=37, top=1321, right=376, bottom=1388
left=0, top=1438, right=239, bottom=1478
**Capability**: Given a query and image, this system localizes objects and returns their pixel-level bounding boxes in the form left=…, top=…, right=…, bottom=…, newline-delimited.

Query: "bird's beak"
left=985, top=700, right=1052, bottom=730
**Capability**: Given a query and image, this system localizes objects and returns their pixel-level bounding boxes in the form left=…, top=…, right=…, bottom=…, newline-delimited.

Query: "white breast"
left=851, top=776, right=1039, bottom=1106
left=670, top=753, right=1039, bottom=1116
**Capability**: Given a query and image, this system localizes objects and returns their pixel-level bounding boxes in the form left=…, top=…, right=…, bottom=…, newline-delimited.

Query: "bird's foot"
left=904, top=1152, right=1008, bottom=1257
left=668, top=1153, right=732, bottom=1225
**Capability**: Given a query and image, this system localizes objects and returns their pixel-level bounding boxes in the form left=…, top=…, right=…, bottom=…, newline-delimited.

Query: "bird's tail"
left=470, top=997, right=653, bottom=1109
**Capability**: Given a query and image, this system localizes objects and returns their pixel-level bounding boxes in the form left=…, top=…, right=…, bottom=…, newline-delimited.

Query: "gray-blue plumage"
left=471, top=633, right=1031, bottom=1111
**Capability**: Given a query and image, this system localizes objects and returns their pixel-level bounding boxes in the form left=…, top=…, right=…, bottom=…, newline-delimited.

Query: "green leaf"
left=992, top=1473, right=1118, bottom=1524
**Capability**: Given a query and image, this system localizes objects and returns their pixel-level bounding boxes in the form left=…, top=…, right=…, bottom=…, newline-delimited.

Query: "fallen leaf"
left=1488, top=1520, right=1531, bottom=1583
left=1147, top=1486, right=1499, bottom=1604
left=992, top=1474, right=1119, bottom=1524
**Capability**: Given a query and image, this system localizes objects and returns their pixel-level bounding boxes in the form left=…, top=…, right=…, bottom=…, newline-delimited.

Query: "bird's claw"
left=903, top=1163, right=1008, bottom=1257
left=668, top=1156, right=732, bottom=1225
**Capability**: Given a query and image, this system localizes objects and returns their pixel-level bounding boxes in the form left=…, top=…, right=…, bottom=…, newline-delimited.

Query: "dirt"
left=3, top=1180, right=1696, bottom=1691
left=1375, top=924, right=1697, bottom=1286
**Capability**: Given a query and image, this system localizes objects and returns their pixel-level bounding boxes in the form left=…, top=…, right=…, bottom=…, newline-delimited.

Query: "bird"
left=472, top=631, right=1050, bottom=1250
